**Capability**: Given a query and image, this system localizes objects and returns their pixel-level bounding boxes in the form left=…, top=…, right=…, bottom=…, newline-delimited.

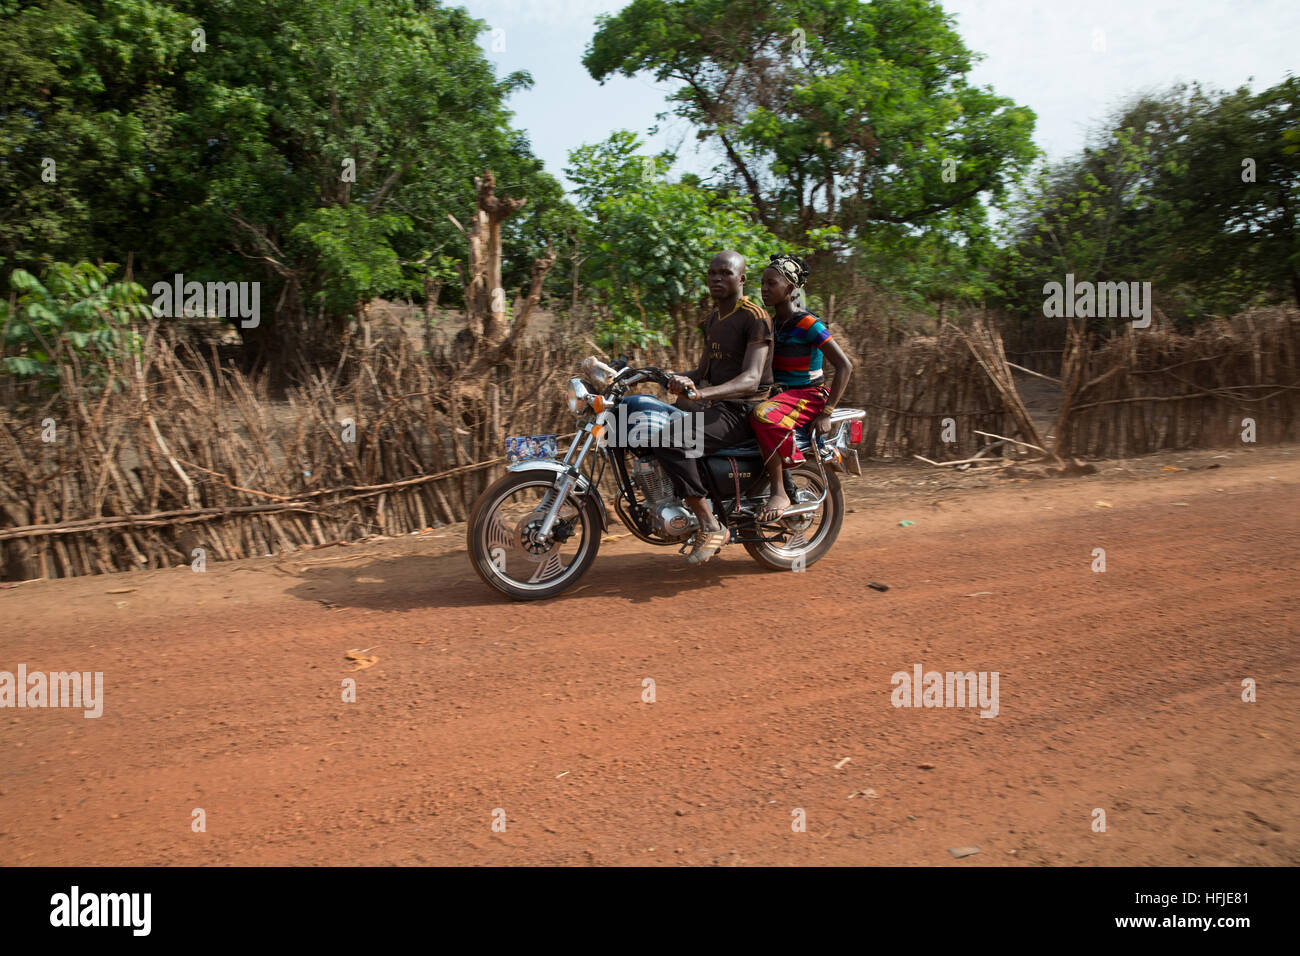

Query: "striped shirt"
left=772, top=310, right=832, bottom=387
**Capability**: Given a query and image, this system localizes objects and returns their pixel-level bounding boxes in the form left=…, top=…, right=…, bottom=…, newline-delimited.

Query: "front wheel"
left=743, top=463, right=844, bottom=571
left=468, top=470, right=603, bottom=600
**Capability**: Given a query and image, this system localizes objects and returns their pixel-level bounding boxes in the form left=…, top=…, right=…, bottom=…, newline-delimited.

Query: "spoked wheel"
left=468, top=471, right=603, bottom=600
left=743, top=463, right=843, bottom=571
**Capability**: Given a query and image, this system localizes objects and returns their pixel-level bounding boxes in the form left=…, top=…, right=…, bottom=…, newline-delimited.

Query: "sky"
left=457, top=0, right=1299, bottom=193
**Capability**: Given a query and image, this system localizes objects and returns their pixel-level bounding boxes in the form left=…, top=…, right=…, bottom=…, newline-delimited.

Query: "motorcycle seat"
left=712, top=425, right=815, bottom=458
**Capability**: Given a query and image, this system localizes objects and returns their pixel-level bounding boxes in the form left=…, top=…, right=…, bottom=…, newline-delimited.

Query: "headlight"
left=565, top=378, right=590, bottom=413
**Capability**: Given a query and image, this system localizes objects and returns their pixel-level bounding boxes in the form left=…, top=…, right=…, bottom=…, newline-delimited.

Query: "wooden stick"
left=0, top=456, right=511, bottom=541
left=1069, top=387, right=1295, bottom=411
left=972, top=429, right=1050, bottom=455
left=914, top=454, right=1010, bottom=468
left=1006, top=361, right=1062, bottom=384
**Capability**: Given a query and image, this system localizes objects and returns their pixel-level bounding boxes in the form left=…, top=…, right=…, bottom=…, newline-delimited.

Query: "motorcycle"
left=468, top=356, right=866, bottom=600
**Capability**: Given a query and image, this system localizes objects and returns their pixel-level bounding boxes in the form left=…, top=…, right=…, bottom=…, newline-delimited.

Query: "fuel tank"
left=600, top=393, right=695, bottom=453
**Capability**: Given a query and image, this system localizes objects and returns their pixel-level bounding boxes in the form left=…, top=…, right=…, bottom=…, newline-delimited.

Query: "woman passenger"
left=751, top=254, right=854, bottom=520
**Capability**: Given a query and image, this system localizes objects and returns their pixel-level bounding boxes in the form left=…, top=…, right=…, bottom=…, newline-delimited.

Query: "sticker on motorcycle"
left=506, top=434, right=557, bottom=463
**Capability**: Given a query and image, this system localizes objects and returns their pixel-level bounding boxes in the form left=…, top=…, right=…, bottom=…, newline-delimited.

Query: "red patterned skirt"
left=750, top=385, right=829, bottom=464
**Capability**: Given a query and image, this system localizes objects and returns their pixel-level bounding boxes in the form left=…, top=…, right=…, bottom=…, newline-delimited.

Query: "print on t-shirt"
left=700, top=297, right=774, bottom=401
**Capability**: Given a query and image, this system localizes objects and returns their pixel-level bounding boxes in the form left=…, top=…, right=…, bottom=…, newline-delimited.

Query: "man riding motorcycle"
left=650, top=249, right=773, bottom=565
left=466, top=248, right=869, bottom=600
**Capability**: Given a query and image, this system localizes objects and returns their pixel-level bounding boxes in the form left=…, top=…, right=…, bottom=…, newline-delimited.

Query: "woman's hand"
left=813, top=412, right=834, bottom=434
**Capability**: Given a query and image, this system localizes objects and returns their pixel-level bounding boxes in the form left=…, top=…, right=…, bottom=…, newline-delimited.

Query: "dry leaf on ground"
left=345, top=648, right=379, bottom=670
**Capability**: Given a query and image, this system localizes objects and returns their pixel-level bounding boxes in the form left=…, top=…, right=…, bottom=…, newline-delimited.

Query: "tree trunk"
left=423, top=276, right=441, bottom=353
left=460, top=170, right=527, bottom=347
left=569, top=237, right=582, bottom=316
left=671, top=306, right=685, bottom=369
left=464, top=246, right=558, bottom=376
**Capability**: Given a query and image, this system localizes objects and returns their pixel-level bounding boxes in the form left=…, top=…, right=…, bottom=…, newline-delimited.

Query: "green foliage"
left=585, top=0, right=1037, bottom=245
left=856, top=212, right=999, bottom=319
left=0, top=0, right=575, bottom=357
left=996, top=77, right=1300, bottom=326
left=1, top=260, right=149, bottom=384
left=4, top=0, right=1291, bottom=363
left=1151, top=76, right=1300, bottom=316
left=995, top=125, right=1164, bottom=330
left=0, top=0, right=195, bottom=266
left=287, top=207, right=413, bottom=315
left=567, top=132, right=816, bottom=349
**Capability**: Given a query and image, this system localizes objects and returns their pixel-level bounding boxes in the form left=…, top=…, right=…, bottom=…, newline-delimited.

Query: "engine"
left=628, top=456, right=698, bottom=540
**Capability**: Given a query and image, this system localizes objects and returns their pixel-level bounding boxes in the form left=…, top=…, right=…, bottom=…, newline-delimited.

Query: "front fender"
left=506, top=459, right=609, bottom=531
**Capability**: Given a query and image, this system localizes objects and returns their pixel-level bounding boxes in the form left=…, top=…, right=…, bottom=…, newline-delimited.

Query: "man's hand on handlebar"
left=666, top=373, right=697, bottom=397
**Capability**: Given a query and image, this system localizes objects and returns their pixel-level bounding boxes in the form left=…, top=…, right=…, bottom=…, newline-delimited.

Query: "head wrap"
left=768, top=253, right=810, bottom=288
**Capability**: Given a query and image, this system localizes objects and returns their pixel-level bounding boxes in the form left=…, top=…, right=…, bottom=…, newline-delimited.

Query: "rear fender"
left=823, top=408, right=866, bottom=477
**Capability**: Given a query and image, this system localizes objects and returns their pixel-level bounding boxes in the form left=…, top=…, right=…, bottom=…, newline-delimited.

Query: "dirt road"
left=2, top=446, right=1297, bottom=865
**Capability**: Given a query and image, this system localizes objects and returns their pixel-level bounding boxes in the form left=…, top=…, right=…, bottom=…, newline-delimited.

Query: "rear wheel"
left=468, top=471, right=603, bottom=600
left=743, top=463, right=843, bottom=571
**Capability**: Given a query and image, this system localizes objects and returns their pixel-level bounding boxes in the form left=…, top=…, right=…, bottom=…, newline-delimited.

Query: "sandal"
left=758, top=492, right=792, bottom=523
left=685, top=526, right=730, bottom=565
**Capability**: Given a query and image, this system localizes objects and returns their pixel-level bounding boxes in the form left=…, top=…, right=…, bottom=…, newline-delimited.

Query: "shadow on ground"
left=284, top=545, right=772, bottom=612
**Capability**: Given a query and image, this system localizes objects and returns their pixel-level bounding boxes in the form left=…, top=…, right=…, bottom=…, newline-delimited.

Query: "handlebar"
left=624, top=366, right=698, bottom=399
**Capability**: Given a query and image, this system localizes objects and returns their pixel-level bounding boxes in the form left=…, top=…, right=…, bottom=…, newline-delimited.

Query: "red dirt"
left=2, top=445, right=1297, bottom=865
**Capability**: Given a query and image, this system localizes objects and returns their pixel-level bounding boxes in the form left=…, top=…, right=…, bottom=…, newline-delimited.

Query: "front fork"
left=536, top=421, right=598, bottom=540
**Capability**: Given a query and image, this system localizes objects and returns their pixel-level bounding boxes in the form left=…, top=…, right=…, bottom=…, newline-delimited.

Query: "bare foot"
left=759, top=489, right=791, bottom=522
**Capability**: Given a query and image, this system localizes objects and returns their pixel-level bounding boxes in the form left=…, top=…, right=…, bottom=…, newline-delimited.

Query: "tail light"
left=849, top=420, right=864, bottom=445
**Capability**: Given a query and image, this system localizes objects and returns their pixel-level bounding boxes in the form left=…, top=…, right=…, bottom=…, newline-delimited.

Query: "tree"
left=0, top=0, right=574, bottom=374
left=566, top=131, right=811, bottom=357
left=996, top=125, right=1164, bottom=331
left=449, top=169, right=558, bottom=359
left=1, top=261, right=150, bottom=387
left=995, top=78, right=1300, bottom=329
left=1151, top=76, right=1300, bottom=311
left=584, top=0, right=1036, bottom=247
left=0, top=0, right=196, bottom=268
left=854, top=210, right=999, bottom=333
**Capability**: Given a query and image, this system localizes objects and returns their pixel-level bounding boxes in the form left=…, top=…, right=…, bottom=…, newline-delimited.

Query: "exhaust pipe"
left=781, top=490, right=828, bottom=517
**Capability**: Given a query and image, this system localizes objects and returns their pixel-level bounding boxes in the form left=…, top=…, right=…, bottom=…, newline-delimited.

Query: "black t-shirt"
left=701, top=297, right=774, bottom=402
